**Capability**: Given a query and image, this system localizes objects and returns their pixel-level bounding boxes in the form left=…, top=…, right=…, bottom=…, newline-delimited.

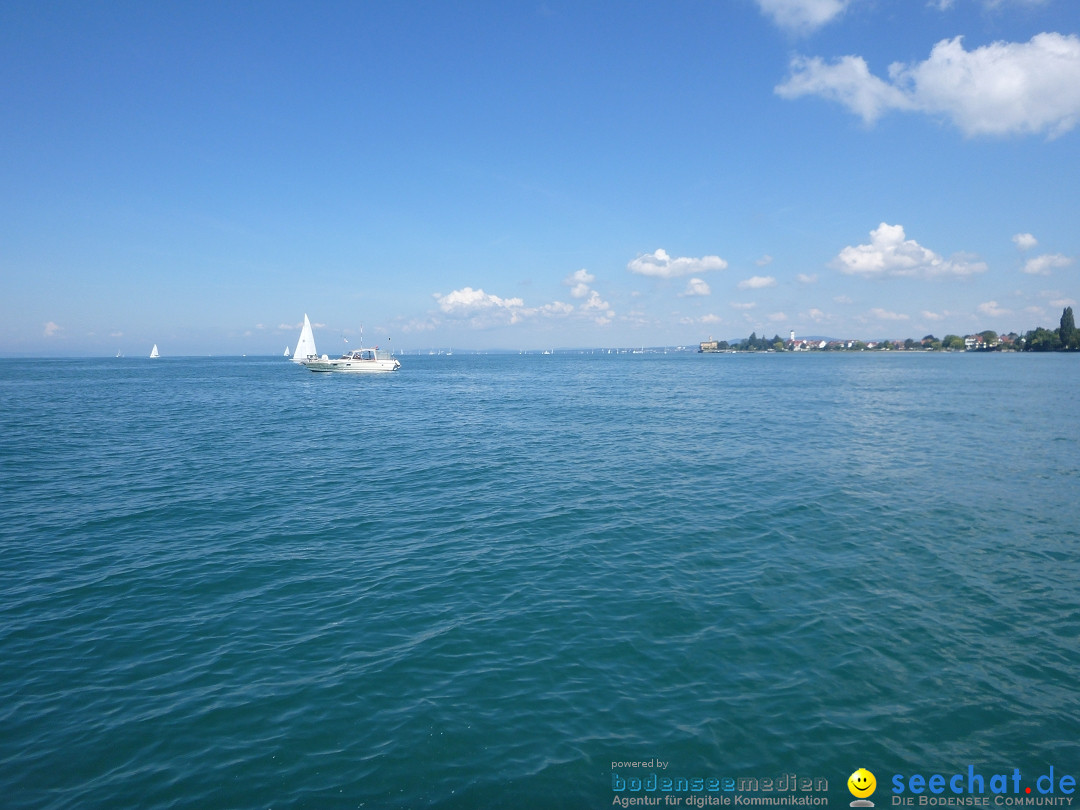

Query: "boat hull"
left=304, top=358, right=400, bottom=373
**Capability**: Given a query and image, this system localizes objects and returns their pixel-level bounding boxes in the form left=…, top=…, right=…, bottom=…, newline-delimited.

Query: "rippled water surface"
left=2, top=353, right=1079, bottom=809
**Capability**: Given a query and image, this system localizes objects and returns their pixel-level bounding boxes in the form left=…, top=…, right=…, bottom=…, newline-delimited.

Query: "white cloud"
left=564, top=268, right=595, bottom=298
left=921, top=310, right=946, bottom=321
left=1022, top=253, right=1073, bottom=275
left=757, top=255, right=774, bottom=267
left=833, top=223, right=987, bottom=278
left=897, top=34, right=1080, bottom=138
left=983, top=0, right=1050, bottom=8
left=731, top=302, right=757, bottom=310
left=737, top=275, right=777, bottom=290
left=935, top=0, right=1041, bottom=8
left=1050, top=297, right=1077, bottom=308
left=869, top=307, right=910, bottom=321
left=536, top=301, right=576, bottom=317
left=1012, top=232, right=1038, bottom=250
left=931, top=0, right=1040, bottom=9
left=808, top=308, right=827, bottom=322
left=701, top=313, right=722, bottom=324
left=431, top=286, right=579, bottom=329
left=755, top=0, right=851, bottom=34
left=557, top=269, right=614, bottom=322
left=930, top=1, right=1048, bottom=14
left=681, top=278, right=712, bottom=297
left=627, top=248, right=728, bottom=279
left=434, top=286, right=575, bottom=327
left=834, top=295, right=854, bottom=304
left=776, top=54, right=912, bottom=123
left=400, top=318, right=439, bottom=333
left=978, top=300, right=1011, bottom=317
left=581, top=290, right=612, bottom=312
left=436, top=287, right=524, bottom=315
left=797, top=273, right=818, bottom=283
left=44, top=321, right=62, bottom=337
left=568, top=281, right=591, bottom=299
left=776, top=33, right=1080, bottom=138
left=768, top=312, right=788, bottom=322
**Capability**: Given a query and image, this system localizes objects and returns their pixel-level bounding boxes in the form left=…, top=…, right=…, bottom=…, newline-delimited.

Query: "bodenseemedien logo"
left=849, top=768, right=878, bottom=807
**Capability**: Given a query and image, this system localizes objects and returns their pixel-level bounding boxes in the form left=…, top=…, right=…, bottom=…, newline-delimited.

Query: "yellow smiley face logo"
left=848, top=768, right=877, bottom=798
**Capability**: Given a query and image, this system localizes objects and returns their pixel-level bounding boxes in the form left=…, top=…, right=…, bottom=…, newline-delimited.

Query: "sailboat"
left=149, top=344, right=159, bottom=359
left=284, top=346, right=290, bottom=357
left=291, top=314, right=318, bottom=363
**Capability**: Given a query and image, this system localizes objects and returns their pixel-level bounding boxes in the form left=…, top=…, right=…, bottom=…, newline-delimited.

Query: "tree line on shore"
left=707, top=307, right=1079, bottom=353
left=1024, top=306, right=1079, bottom=351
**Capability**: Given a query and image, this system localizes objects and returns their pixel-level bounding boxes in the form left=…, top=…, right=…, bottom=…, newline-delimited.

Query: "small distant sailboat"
left=291, top=314, right=318, bottom=363
left=284, top=346, right=290, bottom=357
left=149, top=344, right=159, bottom=359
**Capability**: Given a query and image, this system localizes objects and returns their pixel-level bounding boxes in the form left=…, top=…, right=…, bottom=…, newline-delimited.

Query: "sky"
left=2, top=0, right=1078, bottom=355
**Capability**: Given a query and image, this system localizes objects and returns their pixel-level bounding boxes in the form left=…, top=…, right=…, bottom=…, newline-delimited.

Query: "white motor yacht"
left=304, top=347, right=401, bottom=373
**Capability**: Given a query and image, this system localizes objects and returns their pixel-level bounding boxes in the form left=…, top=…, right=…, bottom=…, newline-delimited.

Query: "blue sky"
left=2, top=0, right=1078, bottom=355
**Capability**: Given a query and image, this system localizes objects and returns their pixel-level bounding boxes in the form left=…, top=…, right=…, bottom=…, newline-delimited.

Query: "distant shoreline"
left=701, top=307, right=1080, bottom=354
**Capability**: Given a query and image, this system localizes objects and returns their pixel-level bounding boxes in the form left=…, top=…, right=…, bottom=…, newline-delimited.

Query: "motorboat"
left=304, top=347, right=401, bottom=373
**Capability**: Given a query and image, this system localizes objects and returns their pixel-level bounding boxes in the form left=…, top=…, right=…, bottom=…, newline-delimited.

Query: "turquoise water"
left=2, top=353, right=1078, bottom=809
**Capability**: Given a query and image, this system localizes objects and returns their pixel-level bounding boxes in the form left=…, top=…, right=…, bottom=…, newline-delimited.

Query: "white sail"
left=150, top=344, right=159, bottom=358
left=291, top=314, right=318, bottom=363
left=284, top=346, right=290, bottom=357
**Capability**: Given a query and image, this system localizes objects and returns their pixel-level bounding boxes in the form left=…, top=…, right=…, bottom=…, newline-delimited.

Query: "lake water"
left=2, top=352, right=1078, bottom=809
